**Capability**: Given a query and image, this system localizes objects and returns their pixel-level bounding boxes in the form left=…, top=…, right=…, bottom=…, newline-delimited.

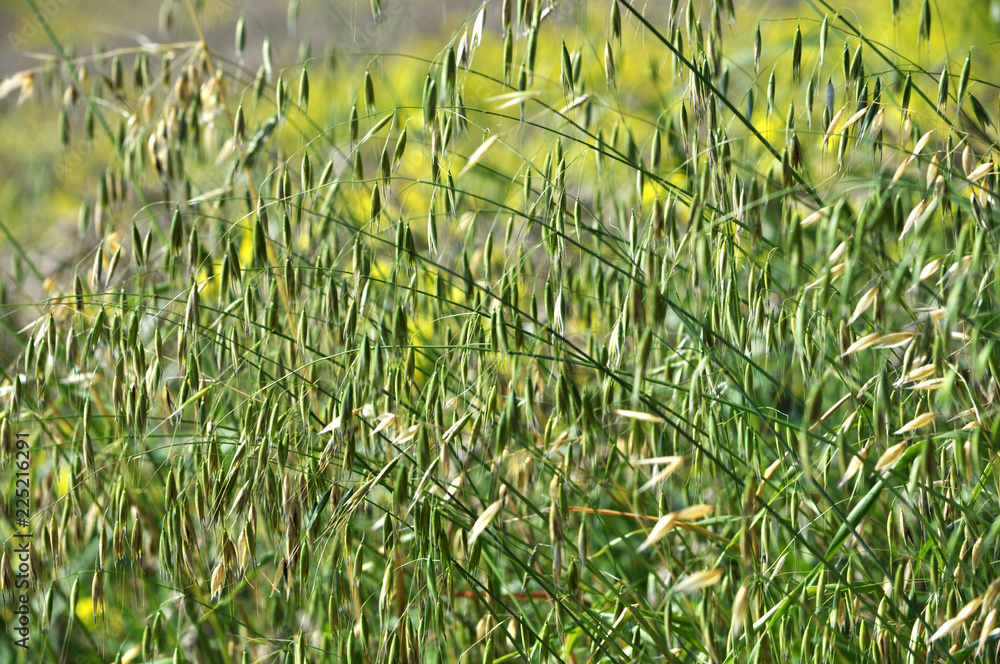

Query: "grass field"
left=2, top=0, right=1000, bottom=662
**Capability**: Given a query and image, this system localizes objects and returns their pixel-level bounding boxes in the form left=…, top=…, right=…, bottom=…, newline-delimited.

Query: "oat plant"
left=1, top=0, right=1000, bottom=662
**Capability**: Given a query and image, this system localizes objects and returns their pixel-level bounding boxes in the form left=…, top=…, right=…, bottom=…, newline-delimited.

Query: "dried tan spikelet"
left=673, top=569, right=724, bottom=594
left=977, top=608, right=996, bottom=658
left=677, top=504, right=715, bottom=521
left=841, top=332, right=883, bottom=357
left=636, top=455, right=686, bottom=467
left=120, top=645, right=141, bottom=664
left=613, top=409, right=666, bottom=423
left=951, top=329, right=972, bottom=342
left=763, top=454, right=785, bottom=481
left=237, top=528, right=251, bottom=571
left=926, top=154, right=939, bottom=189
left=806, top=263, right=845, bottom=289
left=946, top=255, right=974, bottom=281
left=874, top=442, right=906, bottom=472
left=823, top=107, right=846, bottom=148
left=905, top=378, right=946, bottom=391
left=839, top=409, right=858, bottom=433
left=732, top=585, right=750, bottom=636
left=839, top=441, right=872, bottom=487
left=891, top=156, right=913, bottom=188
left=984, top=579, right=1000, bottom=611
left=929, top=596, right=982, bottom=643
left=972, top=536, right=984, bottom=572
left=558, top=94, right=590, bottom=114
left=637, top=456, right=686, bottom=493
left=951, top=407, right=980, bottom=423
left=899, top=199, right=928, bottom=240
left=370, top=412, right=396, bottom=436
left=968, top=161, right=994, bottom=183
left=912, top=130, right=934, bottom=158
left=211, top=559, right=227, bottom=599
left=487, top=90, right=542, bottom=110
left=392, top=425, right=420, bottom=446
left=638, top=504, right=714, bottom=552
left=900, top=363, right=935, bottom=384
left=919, top=258, right=943, bottom=281
left=963, top=144, right=975, bottom=176
left=0, top=71, right=35, bottom=105
left=811, top=393, right=851, bottom=432
left=873, top=332, right=914, bottom=349
left=800, top=207, right=829, bottom=228
left=468, top=498, right=504, bottom=548
left=828, top=237, right=851, bottom=264
left=848, top=285, right=879, bottom=324
left=870, top=108, right=884, bottom=137
left=895, top=411, right=938, bottom=435
left=638, top=512, right=680, bottom=552
left=840, top=106, right=869, bottom=133
left=459, top=135, right=500, bottom=177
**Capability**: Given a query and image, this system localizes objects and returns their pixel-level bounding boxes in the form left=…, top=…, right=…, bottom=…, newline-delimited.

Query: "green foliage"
left=2, top=0, right=1000, bottom=662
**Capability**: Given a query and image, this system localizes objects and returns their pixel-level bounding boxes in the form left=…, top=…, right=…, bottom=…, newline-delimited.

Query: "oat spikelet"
left=812, top=393, right=851, bottom=431
left=967, top=161, right=993, bottom=183
left=318, top=416, right=342, bottom=435
left=848, top=285, right=879, bottom=324
left=911, top=130, right=934, bottom=157
left=977, top=608, right=997, bottom=657
left=636, top=455, right=686, bottom=467
left=823, top=108, right=845, bottom=148
left=392, top=424, right=420, bottom=446
left=211, top=559, right=227, bottom=599
left=637, top=456, right=686, bottom=492
left=677, top=504, right=715, bottom=521
left=763, top=454, right=785, bottom=481
left=732, top=585, right=750, bottom=636
left=370, top=412, right=396, bottom=436
left=468, top=498, right=504, bottom=548
left=459, top=135, right=500, bottom=177
left=899, top=199, right=928, bottom=240
left=899, top=363, right=935, bottom=384
left=919, top=258, right=942, bottom=281
left=800, top=207, right=828, bottom=228
left=673, top=569, right=724, bottom=594
left=840, top=332, right=883, bottom=357
left=840, top=106, right=869, bottom=133
left=638, top=504, right=714, bottom=552
left=614, top=409, right=666, bottom=423
left=873, top=332, right=914, bottom=349
left=805, top=263, right=845, bottom=289
left=905, top=378, right=945, bottom=391
left=929, top=596, right=982, bottom=643
left=839, top=441, right=872, bottom=487
left=442, top=414, right=472, bottom=444
left=92, top=570, right=106, bottom=619
left=875, top=442, right=906, bottom=472
left=890, top=157, right=913, bottom=188
left=895, top=411, right=938, bottom=435
left=828, top=238, right=851, bottom=264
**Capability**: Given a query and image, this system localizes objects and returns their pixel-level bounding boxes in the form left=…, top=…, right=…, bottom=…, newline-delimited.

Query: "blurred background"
left=1, top=0, right=999, bottom=333
left=2, top=0, right=998, bottom=246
